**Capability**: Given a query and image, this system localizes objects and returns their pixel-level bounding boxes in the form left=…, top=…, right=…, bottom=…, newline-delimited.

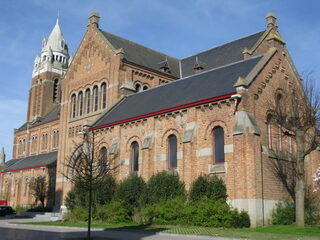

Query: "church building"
left=0, top=12, right=319, bottom=227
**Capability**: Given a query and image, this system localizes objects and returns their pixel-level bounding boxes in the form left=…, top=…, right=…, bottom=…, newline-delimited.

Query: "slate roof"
left=3, top=151, right=57, bottom=172
left=4, top=159, right=21, bottom=169
left=17, top=105, right=60, bottom=132
left=101, top=31, right=180, bottom=78
left=180, top=31, right=265, bottom=78
left=93, top=55, right=263, bottom=129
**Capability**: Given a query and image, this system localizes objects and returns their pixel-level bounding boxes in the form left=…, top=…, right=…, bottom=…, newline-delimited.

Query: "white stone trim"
left=155, top=154, right=166, bottom=162
left=196, top=148, right=212, bottom=157
left=228, top=198, right=283, bottom=227
left=224, top=144, right=234, bottom=153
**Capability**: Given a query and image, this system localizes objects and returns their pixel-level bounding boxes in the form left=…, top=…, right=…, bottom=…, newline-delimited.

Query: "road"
left=0, top=218, right=242, bottom=240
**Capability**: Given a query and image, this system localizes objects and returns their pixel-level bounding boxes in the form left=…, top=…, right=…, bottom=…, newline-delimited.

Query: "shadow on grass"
left=103, top=223, right=168, bottom=233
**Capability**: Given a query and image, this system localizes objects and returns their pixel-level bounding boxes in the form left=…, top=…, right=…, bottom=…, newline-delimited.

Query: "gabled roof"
left=17, top=105, right=60, bottom=132
left=2, top=151, right=57, bottom=173
left=101, top=31, right=180, bottom=78
left=92, top=55, right=263, bottom=130
left=180, top=31, right=265, bottom=78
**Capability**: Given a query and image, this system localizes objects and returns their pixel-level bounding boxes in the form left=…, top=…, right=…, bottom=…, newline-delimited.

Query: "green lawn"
left=17, top=221, right=320, bottom=240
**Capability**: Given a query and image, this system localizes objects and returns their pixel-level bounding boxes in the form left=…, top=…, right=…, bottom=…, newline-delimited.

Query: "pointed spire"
left=42, top=17, right=68, bottom=54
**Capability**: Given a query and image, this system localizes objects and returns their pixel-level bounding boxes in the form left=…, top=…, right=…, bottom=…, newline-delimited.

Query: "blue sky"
left=0, top=0, right=319, bottom=159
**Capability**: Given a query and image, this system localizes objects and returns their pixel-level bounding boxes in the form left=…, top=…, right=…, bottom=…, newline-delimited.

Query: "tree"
left=64, top=128, right=118, bottom=240
left=267, top=74, right=320, bottom=226
left=30, top=176, right=47, bottom=209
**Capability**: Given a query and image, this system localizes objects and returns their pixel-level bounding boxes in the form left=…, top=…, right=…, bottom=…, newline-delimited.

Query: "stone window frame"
left=212, top=126, right=225, bottom=164
left=130, top=141, right=139, bottom=173
left=167, top=134, right=178, bottom=170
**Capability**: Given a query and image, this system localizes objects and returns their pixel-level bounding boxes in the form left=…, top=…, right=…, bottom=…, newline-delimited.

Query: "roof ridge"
left=182, top=30, right=265, bottom=60
left=126, top=54, right=264, bottom=98
left=100, top=30, right=179, bottom=61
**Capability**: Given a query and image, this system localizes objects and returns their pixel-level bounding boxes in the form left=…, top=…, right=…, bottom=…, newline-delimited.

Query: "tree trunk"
left=87, top=181, right=92, bottom=240
left=295, top=175, right=305, bottom=226
left=295, top=131, right=305, bottom=226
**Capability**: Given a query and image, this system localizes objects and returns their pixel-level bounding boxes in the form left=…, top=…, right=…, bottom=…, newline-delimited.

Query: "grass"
left=16, top=221, right=320, bottom=239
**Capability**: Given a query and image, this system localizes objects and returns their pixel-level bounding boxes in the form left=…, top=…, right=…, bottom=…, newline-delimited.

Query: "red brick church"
left=0, top=12, right=318, bottom=226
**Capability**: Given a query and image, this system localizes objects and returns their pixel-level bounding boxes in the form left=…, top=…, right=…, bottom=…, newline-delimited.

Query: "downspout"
left=260, top=144, right=265, bottom=226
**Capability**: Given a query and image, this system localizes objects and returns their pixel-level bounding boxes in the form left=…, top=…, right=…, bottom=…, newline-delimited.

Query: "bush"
left=65, top=174, right=116, bottom=210
left=95, top=200, right=132, bottom=223
left=143, top=171, right=186, bottom=204
left=70, top=206, right=88, bottom=221
left=141, top=197, right=186, bottom=224
left=95, top=174, right=116, bottom=206
left=189, top=174, right=227, bottom=202
left=271, top=202, right=295, bottom=225
left=115, top=174, right=146, bottom=207
left=141, top=197, right=250, bottom=228
left=230, top=209, right=251, bottom=228
left=184, top=197, right=244, bottom=228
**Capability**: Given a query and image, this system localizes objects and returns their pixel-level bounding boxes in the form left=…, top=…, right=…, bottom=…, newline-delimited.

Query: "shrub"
left=189, top=174, right=227, bottom=202
left=141, top=197, right=187, bottom=224
left=305, top=186, right=320, bottom=225
left=271, top=202, right=295, bottom=225
left=95, top=174, right=116, bottom=206
left=230, top=209, right=251, bottom=228
left=95, top=200, right=132, bottom=223
left=143, top=171, right=186, bottom=204
left=115, top=174, right=146, bottom=207
left=140, top=197, right=250, bottom=228
left=65, top=174, right=116, bottom=210
left=70, top=206, right=88, bottom=221
left=184, top=198, right=235, bottom=227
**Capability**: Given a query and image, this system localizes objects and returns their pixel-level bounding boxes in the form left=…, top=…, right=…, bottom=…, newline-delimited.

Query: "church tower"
left=27, top=18, right=70, bottom=122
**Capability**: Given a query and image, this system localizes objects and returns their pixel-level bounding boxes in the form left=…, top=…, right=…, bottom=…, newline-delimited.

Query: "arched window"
left=135, top=83, right=141, bottom=92
left=267, top=114, right=273, bottom=149
left=31, top=136, right=37, bottom=153
left=143, top=85, right=148, bottom=91
left=78, top=91, right=83, bottom=116
left=53, top=79, right=59, bottom=102
left=100, top=147, right=108, bottom=165
left=85, top=89, right=91, bottom=114
left=168, top=134, right=177, bottom=169
left=93, top=86, right=99, bottom=112
left=131, top=141, right=139, bottom=172
left=71, top=94, right=76, bottom=118
left=213, top=127, right=225, bottom=164
left=101, top=83, right=107, bottom=109
left=22, top=139, right=26, bottom=154
left=41, top=133, right=48, bottom=151
left=52, top=131, right=59, bottom=149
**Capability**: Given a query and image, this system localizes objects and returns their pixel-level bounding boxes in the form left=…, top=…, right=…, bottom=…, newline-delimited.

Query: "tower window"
left=78, top=91, right=83, bottom=116
left=71, top=94, right=76, bottom=118
left=101, top=83, right=107, bottom=109
left=53, top=79, right=59, bottom=102
left=168, top=134, right=177, bottom=169
left=93, top=86, right=99, bottom=112
left=85, top=89, right=91, bottom=114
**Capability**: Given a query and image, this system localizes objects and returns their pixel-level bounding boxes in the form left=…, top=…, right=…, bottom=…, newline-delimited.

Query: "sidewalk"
left=0, top=217, right=243, bottom=240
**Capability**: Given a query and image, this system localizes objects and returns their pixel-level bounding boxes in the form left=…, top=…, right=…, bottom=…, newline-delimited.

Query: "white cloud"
left=0, top=99, right=27, bottom=160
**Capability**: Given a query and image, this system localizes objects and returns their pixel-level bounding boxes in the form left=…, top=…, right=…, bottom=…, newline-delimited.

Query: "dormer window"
left=158, top=59, right=171, bottom=73
left=193, top=57, right=205, bottom=73
left=61, top=40, right=64, bottom=48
